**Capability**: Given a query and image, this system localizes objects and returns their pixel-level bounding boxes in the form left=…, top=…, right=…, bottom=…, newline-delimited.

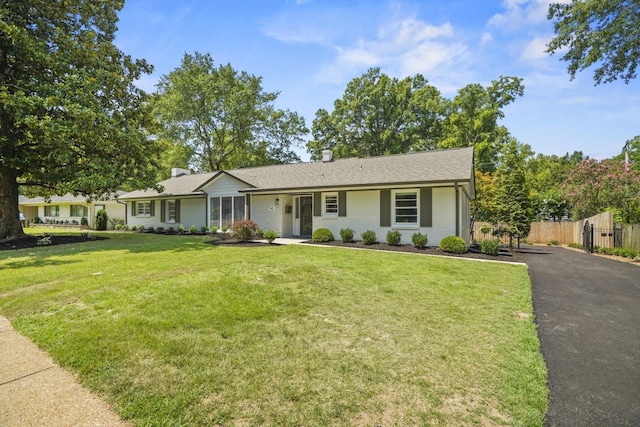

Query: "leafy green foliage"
left=439, top=236, right=467, bottom=254
left=480, top=239, right=500, bottom=256
left=0, top=0, right=162, bottom=240
left=262, top=229, right=278, bottom=244
left=411, top=232, right=428, bottom=249
left=386, top=230, right=402, bottom=246
left=95, top=209, right=108, bottom=231
left=339, top=228, right=354, bottom=243
left=361, top=230, right=377, bottom=245
left=231, top=220, right=260, bottom=241
left=547, top=1, right=639, bottom=84
left=154, top=52, right=308, bottom=171
left=547, top=240, right=560, bottom=246
left=563, top=158, right=640, bottom=223
left=189, top=225, right=197, bottom=234
left=311, top=228, right=334, bottom=243
left=594, top=246, right=638, bottom=259
left=494, top=140, right=534, bottom=247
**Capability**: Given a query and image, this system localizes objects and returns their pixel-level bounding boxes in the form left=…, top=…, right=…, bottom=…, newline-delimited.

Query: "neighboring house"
left=18, top=193, right=126, bottom=229
left=118, top=147, right=475, bottom=246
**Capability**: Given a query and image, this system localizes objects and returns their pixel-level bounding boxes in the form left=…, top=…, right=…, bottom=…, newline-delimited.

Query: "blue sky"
left=114, top=0, right=639, bottom=161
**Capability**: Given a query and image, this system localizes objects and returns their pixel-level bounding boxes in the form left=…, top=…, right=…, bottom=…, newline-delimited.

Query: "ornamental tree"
left=563, top=158, right=640, bottom=223
left=0, top=0, right=161, bottom=240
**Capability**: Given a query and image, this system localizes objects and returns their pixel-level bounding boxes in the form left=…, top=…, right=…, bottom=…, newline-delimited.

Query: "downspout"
left=455, top=182, right=460, bottom=237
left=116, top=198, right=127, bottom=225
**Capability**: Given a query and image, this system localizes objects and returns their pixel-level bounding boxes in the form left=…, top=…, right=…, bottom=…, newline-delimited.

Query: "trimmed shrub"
left=80, top=216, right=89, bottom=226
left=95, top=209, right=108, bottom=230
left=130, top=225, right=137, bottom=232
left=412, top=232, right=428, bottom=249
left=210, top=224, right=218, bottom=233
left=262, top=229, right=278, bottom=244
left=361, top=230, right=377, bottom=245
left=189, top=225, right=197, bottom=234
left=386, top=230, right=402, bottom=246
left=479, top=224, right=491, bottom=235
left=200, top=226, right=208, bottom=234
left=439, top=236, right=467, bottom=254
left=231, top=220, right=260, bottom=241
left=480, top=239, right=500, bottom=256
left=340, top=228, right=354, bottom=243
left=547, top=239, right=560, bottom=246
left=312, top=228, right=334, bottom=243
left=178, top=224, right=186, bottom=234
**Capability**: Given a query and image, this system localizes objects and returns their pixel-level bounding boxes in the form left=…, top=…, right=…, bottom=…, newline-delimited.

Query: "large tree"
left=546, top=0, right=640, bottom=84
left=439, top=76, right=524, bottom=172
left=154, top=52, right=308, bottom=172
left=307, top=68, right=445, bottom=160
left=0, top=0, right=160, bottom=240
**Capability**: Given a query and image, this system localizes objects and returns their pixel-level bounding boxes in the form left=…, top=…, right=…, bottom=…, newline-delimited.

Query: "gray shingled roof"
left=119, top=147, right=474, bottom=199
left=19, top=192, right=123, bottom=204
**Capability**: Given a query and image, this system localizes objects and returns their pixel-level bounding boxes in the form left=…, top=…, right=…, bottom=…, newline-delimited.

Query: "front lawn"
left=0, top=231, right=547, bottom=426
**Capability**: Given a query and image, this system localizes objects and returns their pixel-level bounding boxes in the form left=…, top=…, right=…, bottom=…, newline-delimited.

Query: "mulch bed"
left=306, top=240, right=526, bottom=263
left=0, top=235, right=108, bottom=251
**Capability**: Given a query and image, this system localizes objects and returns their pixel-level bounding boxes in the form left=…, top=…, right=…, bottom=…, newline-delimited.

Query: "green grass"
left=0, top=230, right=547, bottom=426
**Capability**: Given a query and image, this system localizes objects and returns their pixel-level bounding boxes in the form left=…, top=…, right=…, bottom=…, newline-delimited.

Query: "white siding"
left=202, top=174, right=247, bottom=196
left=251, top=194, right=292, bottom=237
left=179, top=198, right=207, bottom=229
left=311, top=187, right=458, bottom=246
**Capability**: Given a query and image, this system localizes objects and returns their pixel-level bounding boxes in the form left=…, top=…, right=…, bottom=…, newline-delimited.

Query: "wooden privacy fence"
left=472, top=212, right=640, bottom=249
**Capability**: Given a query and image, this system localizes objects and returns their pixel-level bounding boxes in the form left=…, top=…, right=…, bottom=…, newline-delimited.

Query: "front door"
left=299, top=196, right=313, bottom=237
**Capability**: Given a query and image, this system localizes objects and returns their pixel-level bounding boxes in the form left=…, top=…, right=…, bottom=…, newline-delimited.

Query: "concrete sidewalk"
left=0, top=316, right=128, bottom=427
left=522, top=246, right=640, bottom=426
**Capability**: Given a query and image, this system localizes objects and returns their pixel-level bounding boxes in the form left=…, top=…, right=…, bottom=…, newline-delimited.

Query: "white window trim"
left=323, top=193, right=338, bottom=217
left=392, top=189, right=419, bottom=228
left=209, top=195, right=246, bottom=228
left=136, top=201, right=151, bottom=217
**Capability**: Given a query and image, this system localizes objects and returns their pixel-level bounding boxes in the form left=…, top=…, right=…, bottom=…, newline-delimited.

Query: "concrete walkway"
left=521, top=246, right=640, bottom=426
left=0, top=317, right=128, bottom=426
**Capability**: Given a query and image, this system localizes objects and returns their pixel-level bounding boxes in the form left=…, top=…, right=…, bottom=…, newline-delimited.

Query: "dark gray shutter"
left=246, top=195, right=250, bottom=219
left=420, top=188, right=432, bottom=227
left=132, top=202, right=136, bottom=216
left=175, top=199, right=181, bottom=222
left=313, top=192, right=321, bottom=217
left=380, top=190, right=391, bottom=227
left=338, top=191, right=347, bottom=217
left=160, top=200, right=166, bottom=222
left=150, top=200, right=155, bottom=216
left=295, top=197, right=300, bottom=219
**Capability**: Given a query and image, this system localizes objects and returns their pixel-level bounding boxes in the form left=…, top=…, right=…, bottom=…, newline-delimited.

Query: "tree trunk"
left=0, top=166, right=25, bottom=241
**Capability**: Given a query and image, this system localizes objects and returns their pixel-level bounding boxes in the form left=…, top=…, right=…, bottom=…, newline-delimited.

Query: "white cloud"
left=520, top=35, right=552, bottom=62
left=316, top=16, right=468, bottom=85
left=480, top=32, right=494, bottom=45
left=488, top=0, right=554, bottom=32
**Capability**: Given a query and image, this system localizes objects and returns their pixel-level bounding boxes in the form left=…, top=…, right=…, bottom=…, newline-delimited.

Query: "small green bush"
left=95, top=209, right=108, bottom=231
left=568, top=242, right=582, bottom=249
left=36, top=235, right=52, bottom=246
left=147, top=226, right=154, bottom=232
left=200, top=226, right=208, bottom=234
left=361, top=230, right=377, bottom=245
left=262, top=229, right=278, bottom=244
left=439, top=236, right=467, bottom=254
left=231, top=220, right=260, bottom=241
left=480, top=239, right=500, bottom=256
left=178, top=224, right=186, bottom=234
left=156, top=226, right=164, bottom=232
left=210, top=225, right=218, bottom=233
left=130, top=225, right=137, bottom=232
left=80, top=216, right=89, bottom=226
left=412, top=232, right=428, bottom=249
left=386, top=230, right=402, bottom=246
left=547, top=239, right=560, bottom=246
left=340, top=228, right=354, bottom=243
left=312, top=228, right=335, bottom=243
left=221, top=225, right=228, bottom=232
left=189, top=225, right=197, bottom=234
left=167, top=226, right=174, bottom=233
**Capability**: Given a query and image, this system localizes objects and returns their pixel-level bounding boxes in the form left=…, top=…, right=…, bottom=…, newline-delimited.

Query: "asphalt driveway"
left=522, top=246, right=640, bottom=426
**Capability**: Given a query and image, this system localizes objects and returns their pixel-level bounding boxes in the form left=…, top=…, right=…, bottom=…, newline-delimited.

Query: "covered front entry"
left=294, top=195, right=313, bottom=237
